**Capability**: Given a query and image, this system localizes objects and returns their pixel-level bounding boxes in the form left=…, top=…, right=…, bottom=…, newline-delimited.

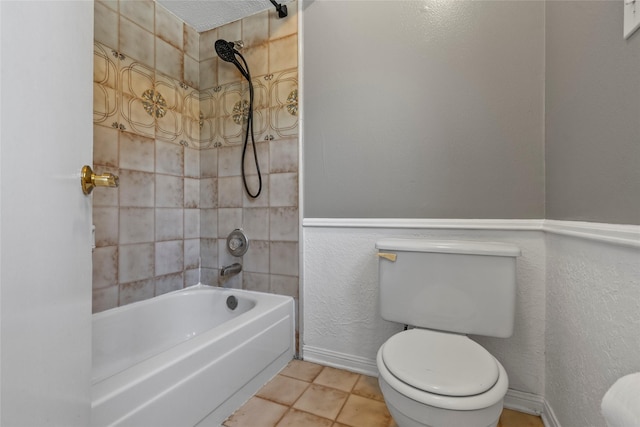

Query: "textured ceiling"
left=157, top=0, right=276, bottom=32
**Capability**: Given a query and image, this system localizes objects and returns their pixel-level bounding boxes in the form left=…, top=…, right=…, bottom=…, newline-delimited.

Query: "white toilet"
left=375, top=239, right=521, bottom=427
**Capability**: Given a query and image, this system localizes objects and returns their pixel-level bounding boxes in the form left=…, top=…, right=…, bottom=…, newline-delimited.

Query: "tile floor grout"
left=223, top=360, right=545, bottom=427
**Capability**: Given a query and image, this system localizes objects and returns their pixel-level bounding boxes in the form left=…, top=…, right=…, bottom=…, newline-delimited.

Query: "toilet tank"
left=376, top=239, right=521, bottom=338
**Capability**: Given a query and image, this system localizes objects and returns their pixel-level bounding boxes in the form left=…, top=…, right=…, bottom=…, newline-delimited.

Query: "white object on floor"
left=601, top=373, right=640, bottom=427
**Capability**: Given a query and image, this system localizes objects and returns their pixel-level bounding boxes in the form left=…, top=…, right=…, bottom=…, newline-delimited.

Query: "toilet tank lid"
left=376, top=239, right=521, bottom=257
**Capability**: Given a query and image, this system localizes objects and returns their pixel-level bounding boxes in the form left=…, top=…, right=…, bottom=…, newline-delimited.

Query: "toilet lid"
left=381, top=329, right=499, bottom=397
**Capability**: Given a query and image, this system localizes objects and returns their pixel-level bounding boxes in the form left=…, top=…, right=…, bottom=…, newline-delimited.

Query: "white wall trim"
left=302, top=345, right=379, bottom=377
left=303, top=218, right=640, bottom=247
left=541, top=399, right=561, bottom=427
left=303, top=218, right=545, bottom=230
left=544, top=220, right=640, bottom=248
left=503, top=390, right=544, bottom=416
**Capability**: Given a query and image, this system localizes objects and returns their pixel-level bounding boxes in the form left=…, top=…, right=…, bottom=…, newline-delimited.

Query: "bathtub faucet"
left=220, top=263, right=242, bottom=277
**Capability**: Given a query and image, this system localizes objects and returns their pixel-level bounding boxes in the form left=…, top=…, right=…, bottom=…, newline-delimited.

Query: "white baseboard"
left=302, top=345, right=378, bottom=377
left=541, top=399, right=561, bottom=427
left=504, top=389, right=544, bottom=416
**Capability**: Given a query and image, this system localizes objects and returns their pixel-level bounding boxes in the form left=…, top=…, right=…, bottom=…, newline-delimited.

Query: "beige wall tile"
left=119, top=207, right=154, bottom=244
left=270, top=241, right=298, bottom=276
left=155, top=4, right=183, bottom=50
left=94, top=125, right=119, bottom=167
left=94, top=85, right=118, bottom=126
left=270, top=138, right=298, bottom=173
left=218, top=145, right=242, bottom=177
left=155, top=208, right=183, bottom=241
left=243, top=272, right=270, bottom=293
left=199, top=57, right=218, bottom=90
left=155, top=240, right=184, bottom=276
left=93, top=285, right=119, bottom=313
left=200, top=208, right=217, bottom=238
left=94, top=43, right=118, bottom=88
left=243, top=11, right=269, bottom=47
left=156, top=139, right=184, bottom=175
left=183, top=239, right=200, bottom=270
left=119, top=170, right=155, bottom=207
left=244, top=44, right=269, bottom=77
left=243, top=240, right=270, bottom=273
left=155, top=272, right=184, bottom=295
left=119, top=243, right=154, bottom=283
left=184, top=24, right=199, bottom=59
left=200, top=238, right=218, bottom=269
left=185, top=147, right=200, bottom=178
left=119, top=16, right=154, bottom=67
left=269, top=35, right=297, bottom=73
left=93, top=246, right=118, bottom=289
left=242, top=207, right=269, bottom=241
left=156, top=174, right=184, bottom=207
left=218, top=176, right=243, bottom=208
left=184, top=55, right=199, bottom=89
left=95, top=1, right=118, bottom=48
left=199, top=28, right=218, bottom=61
left=184, top=268, right=200, bottom=287
left=217, top=208, right=242, bottom=238
left=119, top=0, right=154, bottom=32
left=156, top=38, right=183, bottom=81
left=184, top=178, right=200, bottom=208
left=120, top=132, right=154, bottom=172
left=94, top=207, right=119, bottom=246
left=269, top=172, right=297, bottom=207
left=200, top=148, right=218, bottom=177
left=120, top=278, right=155, bottom=305
left=184, top=209, right=201, bottom=239
left=120, top=94, right=156, bottom=138
left=270, top=207, right=298, bottom=241
left=199, top=177, right=218, bottom=208
left=218, top=58, right=244, bottom=86
left=270, top=274, right=298, bottom=298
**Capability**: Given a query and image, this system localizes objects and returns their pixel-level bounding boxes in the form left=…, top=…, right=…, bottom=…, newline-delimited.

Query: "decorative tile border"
left=94, top=42, right=201, bottom=148
left=197, top=69, right=298, bottom=148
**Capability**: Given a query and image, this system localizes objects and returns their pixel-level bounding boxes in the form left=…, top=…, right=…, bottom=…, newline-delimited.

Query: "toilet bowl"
left=376, top=329, right=508, bottom=427
left=375, top=239, right=520, bottom=427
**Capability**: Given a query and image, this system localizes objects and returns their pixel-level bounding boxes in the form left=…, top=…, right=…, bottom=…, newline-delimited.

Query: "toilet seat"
left=377, top=331, right=509, bottom=411
left=381, top=329, right=499, bottom=397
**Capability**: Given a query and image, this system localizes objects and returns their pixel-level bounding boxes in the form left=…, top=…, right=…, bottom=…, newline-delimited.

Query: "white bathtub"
left=91, top=284, right=295, bottom=427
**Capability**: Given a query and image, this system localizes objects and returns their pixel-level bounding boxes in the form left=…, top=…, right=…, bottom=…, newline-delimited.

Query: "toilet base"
left=379, top=375, right=502, bottom=427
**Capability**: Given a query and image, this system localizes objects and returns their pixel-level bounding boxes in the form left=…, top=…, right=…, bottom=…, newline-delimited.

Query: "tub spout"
left=220, top=263, right=242, bottom=277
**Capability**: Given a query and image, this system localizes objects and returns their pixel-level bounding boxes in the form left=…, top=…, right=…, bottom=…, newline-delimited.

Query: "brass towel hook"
left=81, top=165, right=119, bottom=195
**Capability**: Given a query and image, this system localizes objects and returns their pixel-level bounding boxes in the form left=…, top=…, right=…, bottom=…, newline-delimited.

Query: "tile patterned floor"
left=223, top=360, right=544, bottom=427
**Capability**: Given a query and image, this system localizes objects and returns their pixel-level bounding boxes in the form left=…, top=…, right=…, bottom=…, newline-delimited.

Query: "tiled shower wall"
left=92, top=0, right=299, bottom=313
